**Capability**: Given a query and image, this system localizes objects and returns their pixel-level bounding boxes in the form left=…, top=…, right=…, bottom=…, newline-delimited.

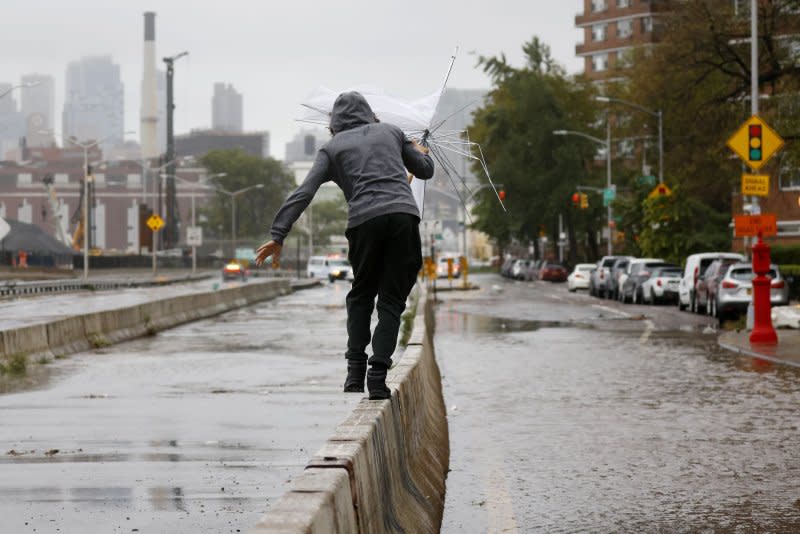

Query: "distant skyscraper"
left=212, top=83, right=243, bottom=132
left=0, top=83, right=25, bottom=160
left=140, top=11, right=158, bottom=160
left=21, top=73, right=55, bottom=148
left=284, top=128, right=328, bottom=164
left=62, top=56, right=125, bottom=151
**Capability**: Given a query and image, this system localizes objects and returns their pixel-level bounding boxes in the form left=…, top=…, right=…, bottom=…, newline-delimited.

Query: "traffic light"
left=571, top=192, right=580, bottom=207
left=498, top=189, right=506, bottom=201
left=580, top=193, right=589, bottom=209
left=749, top=124, right=762, bottom=162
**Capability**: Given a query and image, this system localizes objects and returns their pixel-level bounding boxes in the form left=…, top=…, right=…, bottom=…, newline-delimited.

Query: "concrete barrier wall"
left=0, top=279, right=291, bottom=362
left=252, top=291, right=450, bottom=534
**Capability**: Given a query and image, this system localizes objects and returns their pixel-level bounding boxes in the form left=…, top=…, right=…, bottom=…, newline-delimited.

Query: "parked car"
left=510, top=259, right=530, bottom=280
left=710, top=263, right=790, bottom=319
left=693, top=258, right=741, bottom=314
left=678, top=252, right=746, bottom=311
left=607, top=256, right=634, bottom=301
left=523, top=260, right=542, bottom=281
left=222, top=260, right=247, bottom=281
left=437, top=256, right=462, bottom=279
left=568, top=263, right=596, bottom=292
left=641, top=266, right=683, bottom=304
left=589, top=255, right=622, bottom=298
left=538, top=262, right=568, bottom=282
left=500, top=258, right=516, bottom=278
left=620, top=259, right=672, bottom=304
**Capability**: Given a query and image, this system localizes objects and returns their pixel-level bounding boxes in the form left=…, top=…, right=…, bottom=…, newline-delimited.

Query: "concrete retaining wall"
left=0, top=279, right=291, bottom=362
left=252, top=292, right=450, bottom=534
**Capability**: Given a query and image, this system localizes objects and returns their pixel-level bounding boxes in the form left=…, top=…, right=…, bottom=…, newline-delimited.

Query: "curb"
left=251, top=289, right=450, bottom=533
left=0, top=279, right=291, bottom=363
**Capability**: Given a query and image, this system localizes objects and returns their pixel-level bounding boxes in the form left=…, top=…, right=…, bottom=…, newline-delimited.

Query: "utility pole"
left=162, top=51, right=188, bottom=249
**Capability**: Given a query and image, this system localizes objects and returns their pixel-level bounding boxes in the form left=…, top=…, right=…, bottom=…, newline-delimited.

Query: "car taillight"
left=722, top=280, right=738, bottom=289
left=657, top=279, right=662, bottom=287
left=575, top=274, right=583, bottom=279
left=771, top=280, right=785, bottom=289
left=600, top=271, right=604, bottom=279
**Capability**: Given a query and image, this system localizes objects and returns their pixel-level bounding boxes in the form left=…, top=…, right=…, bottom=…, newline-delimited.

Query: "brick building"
left=0, top=147, right=215, bottom=254
left=576, top=0, right=670, bottom=81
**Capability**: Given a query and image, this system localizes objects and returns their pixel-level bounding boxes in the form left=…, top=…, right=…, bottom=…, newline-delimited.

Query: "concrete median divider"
left=0, top=279, right=292, bottom=364
left=252, top=291, right=449, bottom=534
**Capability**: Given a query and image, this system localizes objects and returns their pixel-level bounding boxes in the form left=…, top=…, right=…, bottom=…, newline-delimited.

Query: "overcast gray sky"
left=2, top=0, right=584, bottom=159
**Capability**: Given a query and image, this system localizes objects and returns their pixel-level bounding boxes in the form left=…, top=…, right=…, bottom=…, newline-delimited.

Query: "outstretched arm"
left=268, top=150, right=331, bottom=245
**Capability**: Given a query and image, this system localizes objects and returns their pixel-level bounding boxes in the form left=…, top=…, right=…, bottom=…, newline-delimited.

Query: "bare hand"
left=255, top=240, right=282, bottom=268
left=411, top=139, right=429, bottom=155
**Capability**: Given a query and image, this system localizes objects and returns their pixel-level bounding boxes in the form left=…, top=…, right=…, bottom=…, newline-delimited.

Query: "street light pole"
left=553, top=128, right=613, bottom=255
left=595, top=95, right=663, bottom=185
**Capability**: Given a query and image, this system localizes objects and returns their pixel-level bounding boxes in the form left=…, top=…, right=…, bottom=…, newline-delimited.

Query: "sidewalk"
left=718, top=329, right=800, bottom=368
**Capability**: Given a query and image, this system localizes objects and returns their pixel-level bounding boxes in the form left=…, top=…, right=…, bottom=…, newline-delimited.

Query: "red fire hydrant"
left=750, top=232, right=778, bottom=345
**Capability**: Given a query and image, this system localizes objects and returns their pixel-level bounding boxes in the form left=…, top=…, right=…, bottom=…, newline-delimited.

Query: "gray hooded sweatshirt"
left=269, top=91, right=435, bottom=244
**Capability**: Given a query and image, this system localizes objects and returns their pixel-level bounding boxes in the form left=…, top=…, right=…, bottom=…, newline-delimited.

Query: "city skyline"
left=0, top=1, right=583, bottom=160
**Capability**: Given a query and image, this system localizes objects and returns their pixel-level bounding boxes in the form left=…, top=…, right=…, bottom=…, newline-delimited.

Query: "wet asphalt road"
left=0, top=282, right=360, bottom=534
left=438, top=274, right=800, bottom=532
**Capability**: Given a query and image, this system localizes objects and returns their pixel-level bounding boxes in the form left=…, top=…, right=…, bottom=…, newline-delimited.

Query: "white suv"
left=678, top=252, right=745, bottom=311
left=306, top=256, right=355, bottom=283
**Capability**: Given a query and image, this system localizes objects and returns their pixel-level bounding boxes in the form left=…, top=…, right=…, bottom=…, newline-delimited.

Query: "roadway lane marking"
left=486, top=463, right=520, bottom=534
left=591, top=304, right=631, bottom=319
left=640, top=319, right=655, bottom=344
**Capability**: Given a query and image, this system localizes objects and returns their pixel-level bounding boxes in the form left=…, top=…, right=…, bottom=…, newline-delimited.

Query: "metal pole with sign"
left=147, top=214, right=165, bottom=275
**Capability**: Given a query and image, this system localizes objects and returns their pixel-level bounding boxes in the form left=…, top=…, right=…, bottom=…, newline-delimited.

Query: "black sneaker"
left=366, top=367, right=390, bottom=400
left=343, top=360, right=367, bottom=393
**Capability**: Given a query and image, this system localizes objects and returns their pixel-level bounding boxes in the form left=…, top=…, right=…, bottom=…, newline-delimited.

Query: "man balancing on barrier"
left=254, top=91, right=434, bottom=400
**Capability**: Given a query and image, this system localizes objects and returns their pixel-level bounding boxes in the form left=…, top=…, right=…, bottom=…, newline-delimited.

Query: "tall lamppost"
left=0, top=81, right=40, bottom=100
left=216, top=184, right=265, bottom=257
left=554, top=125, right=614, bottom=255
left=595, top=96, right=663, bottom=185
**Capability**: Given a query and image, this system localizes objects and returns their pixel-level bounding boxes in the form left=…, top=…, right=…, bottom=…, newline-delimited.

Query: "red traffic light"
left=498, top=189, right=506, bottom=201
left=571, top=192, right=580, bottom=204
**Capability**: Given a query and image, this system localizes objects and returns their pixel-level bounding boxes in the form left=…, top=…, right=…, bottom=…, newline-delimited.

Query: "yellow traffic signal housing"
left=580, top=193, right=589, bottom=209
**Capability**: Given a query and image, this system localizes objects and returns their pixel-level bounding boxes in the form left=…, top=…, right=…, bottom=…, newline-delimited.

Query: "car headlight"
left=332, top=270, right=341, bottom=276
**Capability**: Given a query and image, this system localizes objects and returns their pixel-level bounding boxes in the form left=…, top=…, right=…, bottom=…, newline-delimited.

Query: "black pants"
left=345, top=213, right=422, bottom=369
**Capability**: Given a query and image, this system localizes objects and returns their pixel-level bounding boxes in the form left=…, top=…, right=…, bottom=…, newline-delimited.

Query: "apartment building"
left=576, top=0, right=670, bottom=81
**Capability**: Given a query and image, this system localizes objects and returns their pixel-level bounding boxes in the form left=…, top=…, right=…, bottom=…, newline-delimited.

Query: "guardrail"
left=0, top=273, right=214, bottom=298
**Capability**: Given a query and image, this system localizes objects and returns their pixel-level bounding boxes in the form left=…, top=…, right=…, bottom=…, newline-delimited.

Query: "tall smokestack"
left=140, top=12, right=158, bottom=160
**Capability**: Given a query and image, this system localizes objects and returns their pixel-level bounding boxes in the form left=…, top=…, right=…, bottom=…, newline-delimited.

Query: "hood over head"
left=329, top=91, right=377, bottom=134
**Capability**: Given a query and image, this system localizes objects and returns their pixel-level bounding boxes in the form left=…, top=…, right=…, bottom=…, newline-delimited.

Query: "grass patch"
left=87, top=333, right=110, bottom=349
left=0, top=353, right=28, bottom=376
left=36, top=356, right=51, bottom=365
left=398, top=286, right=421, bottom=348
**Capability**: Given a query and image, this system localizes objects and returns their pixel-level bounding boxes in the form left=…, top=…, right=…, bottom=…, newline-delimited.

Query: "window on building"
left=617, top=0, right=632, bottom=7
left=641, top=17, right=654, bottom=34
left=779, top=164, right=800, bottom=190
left=592, top=53, right=609, bottom=72
left=617, top=19, right=633, bottom=39
left=591, top=0, right=608, bottom=13
left=617, top=49, right=634, bottom=69
left=592, top=24, right=608, bottom=42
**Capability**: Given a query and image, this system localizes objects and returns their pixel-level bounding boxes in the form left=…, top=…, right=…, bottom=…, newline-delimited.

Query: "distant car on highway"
left=222, top=260, right=248, bottom=281
left=437, top=256, right=462, bottom=279
left=307, top=255, right=354, bottom=283
left=568, top=263, right=596, bottom=292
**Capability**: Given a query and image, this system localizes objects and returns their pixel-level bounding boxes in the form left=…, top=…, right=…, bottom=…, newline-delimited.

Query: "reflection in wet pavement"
left=439, top=275, right=800, bottom=532
left=0, top=283, right=360, bottom=533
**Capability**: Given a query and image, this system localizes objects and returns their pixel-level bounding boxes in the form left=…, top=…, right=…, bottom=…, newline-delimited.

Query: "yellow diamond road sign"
left=147, top=214, right=164, bottom=232
left=726, top=115, right=784, bottom=171
left=648, top=183, right=672, bottom=199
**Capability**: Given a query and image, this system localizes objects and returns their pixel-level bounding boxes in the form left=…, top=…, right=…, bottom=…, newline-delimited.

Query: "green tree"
left=469, top=37, right=603, bottom=262
left=200, top=149, right=295, bottom=241
left=613, top=0, right=800, bottom=257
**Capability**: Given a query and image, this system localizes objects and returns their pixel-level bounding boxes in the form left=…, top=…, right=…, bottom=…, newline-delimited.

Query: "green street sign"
left=602, top=187, right=616, bottom=206
left=637, top=175, right=656, bottom=187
